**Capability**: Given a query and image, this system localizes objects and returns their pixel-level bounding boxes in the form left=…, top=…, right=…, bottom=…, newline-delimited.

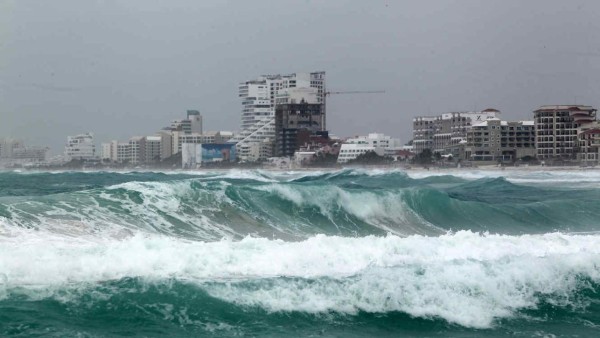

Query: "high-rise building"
left=155, top=131, right=173, bottom=161
left=128, top=136, right=146, bottom=164
left=186, top=110, right=203, bottom=134
left=101, top=141, right=117, bottom=162
left=116, top=143, right=132, bottom=163
left=145, top=136, right=162, bottom=163
left=234, top=71, right=326, bottom=161
left=534, top=105, right=597, bottom=160
left=65, top=133, right=96, bottom=161
left=170, top=110, right=202, bottom=134
left=238, top=72, right=325, bottom=130
left=275, top=101, right=325, bottom=157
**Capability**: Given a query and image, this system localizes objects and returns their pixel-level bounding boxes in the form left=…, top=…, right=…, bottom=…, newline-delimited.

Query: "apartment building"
left=534, top=105, right=597, bottom=160
left=145, top=136, right=162, bottom=163
left=65, top=133, right=96, bottom=160
left=11, top=146, right=48, bottom=162
left=465, top=118, right=535, bottom=162
left=576, top=121, right=600, bottom=164
left=412, top=109, right=501, bottom=154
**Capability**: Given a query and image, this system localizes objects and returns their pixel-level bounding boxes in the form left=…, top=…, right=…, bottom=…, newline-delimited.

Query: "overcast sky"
left=2, top=0, right=600, bottom=154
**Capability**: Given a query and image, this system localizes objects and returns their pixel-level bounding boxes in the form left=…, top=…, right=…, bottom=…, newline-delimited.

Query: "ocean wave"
left=2, top=170, right=600, bottom=239
left=1, top=231, right=599, bottom=329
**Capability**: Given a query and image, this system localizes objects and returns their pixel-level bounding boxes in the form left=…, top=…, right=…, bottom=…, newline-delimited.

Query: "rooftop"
left=535, top=105, right=596, bottom=112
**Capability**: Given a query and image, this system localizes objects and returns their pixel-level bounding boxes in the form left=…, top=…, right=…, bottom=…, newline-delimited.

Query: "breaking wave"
left=1, top=169, right=600, bottom=336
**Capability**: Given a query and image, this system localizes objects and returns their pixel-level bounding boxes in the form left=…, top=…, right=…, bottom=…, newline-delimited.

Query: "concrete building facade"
left=534, top=105, right=597, bottom=160
left=234, top=71, right=326, bottom=161
left=465, top=118, right=535, bottom=162
left=145, top=136, right=162, bottom=163
left=412, top=109, right=501, bottom=154
left=337, top=133, right=402, bottom=163
left=65, top=133, right=96, bottom=161
left=11, top=146, right=48, bottom=162
left=275, top=102, right=325, bottom=157
left=576, top=121, right=600, bottom=164
left=171, top=110, right=203, bottom=135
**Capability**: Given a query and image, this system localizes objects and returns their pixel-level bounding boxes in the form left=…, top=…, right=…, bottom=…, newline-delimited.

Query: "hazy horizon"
left=2, top=0, right=600, bottom=155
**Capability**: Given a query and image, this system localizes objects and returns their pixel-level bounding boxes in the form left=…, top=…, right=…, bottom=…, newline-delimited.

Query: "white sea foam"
left=0, top=229, right=599, bottom=328
left=407, top=169, right=600, bottom=186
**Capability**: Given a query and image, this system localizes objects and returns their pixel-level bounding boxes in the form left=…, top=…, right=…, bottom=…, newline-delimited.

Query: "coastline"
left=2, top=163, right=600, bottom=173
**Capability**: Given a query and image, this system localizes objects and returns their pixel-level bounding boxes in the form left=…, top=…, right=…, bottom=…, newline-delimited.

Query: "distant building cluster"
left=98, top=110, right=235, bottom=167
left=8, top=67, right=600, bottom=169
left=0, top=138, right=49, bottom=167
left=411, top=105, right=599, bottom=165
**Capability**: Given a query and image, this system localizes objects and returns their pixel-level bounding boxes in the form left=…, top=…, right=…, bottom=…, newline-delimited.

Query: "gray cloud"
left=1, top=0, right=600, bottom=154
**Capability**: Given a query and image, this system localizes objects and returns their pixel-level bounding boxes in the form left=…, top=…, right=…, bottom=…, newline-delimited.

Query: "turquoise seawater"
left=1, top=169, right=600, bottom=337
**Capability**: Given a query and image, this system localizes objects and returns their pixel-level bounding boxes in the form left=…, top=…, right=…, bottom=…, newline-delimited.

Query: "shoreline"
left=2, top=164, right=600, bottom=173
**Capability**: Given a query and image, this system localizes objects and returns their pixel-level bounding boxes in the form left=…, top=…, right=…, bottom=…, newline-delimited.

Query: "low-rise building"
left=465, top=118, right=535, bottom=162
left=337, top=133, right=402, bottom=164
left=11, top=146, right=48, bottom=163
left=237, top=139, right=273, bottom=162
left=412, top=109, right=501, bottom=154
left=0, top=138, right=23, bottom=159
left=182, top=143, right=237, bottom=169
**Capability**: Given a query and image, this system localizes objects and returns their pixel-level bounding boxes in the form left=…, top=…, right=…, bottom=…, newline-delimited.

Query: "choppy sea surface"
left=1, top=168, right=600, bottom=337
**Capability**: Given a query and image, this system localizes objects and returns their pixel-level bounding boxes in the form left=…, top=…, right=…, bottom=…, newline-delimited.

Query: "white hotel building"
left=337, top=133, right=403, bottom=163
left=65, top=133, right=96, bottom=161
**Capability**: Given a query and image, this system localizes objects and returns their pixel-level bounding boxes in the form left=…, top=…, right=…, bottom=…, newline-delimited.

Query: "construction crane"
left=324, top=90, right=385, bottom=96
left=322, top=90, right=385, bottom=130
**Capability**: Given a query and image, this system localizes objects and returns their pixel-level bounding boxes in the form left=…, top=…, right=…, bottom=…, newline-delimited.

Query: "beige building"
left=465, top=118, right=535, bottom=162
left=412, top=109, right=501, bottom=154
left=534, top=105, right=597, bottom=160
left=577, top=121, right=600, bottom=164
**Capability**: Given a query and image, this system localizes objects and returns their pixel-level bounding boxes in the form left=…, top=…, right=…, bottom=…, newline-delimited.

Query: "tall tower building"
left=186, top=110, right=203, bottom=134
left=232, top=71, right=326, bottom=161
left=237, top=71, right=325, bottom=130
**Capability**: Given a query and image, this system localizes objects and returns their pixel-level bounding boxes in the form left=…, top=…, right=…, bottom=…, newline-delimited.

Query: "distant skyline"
left=2, top=0, right=600, bottom=154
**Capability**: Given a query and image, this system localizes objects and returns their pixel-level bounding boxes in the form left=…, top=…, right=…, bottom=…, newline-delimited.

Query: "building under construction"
left=275, top=102, right=327, bottom=157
